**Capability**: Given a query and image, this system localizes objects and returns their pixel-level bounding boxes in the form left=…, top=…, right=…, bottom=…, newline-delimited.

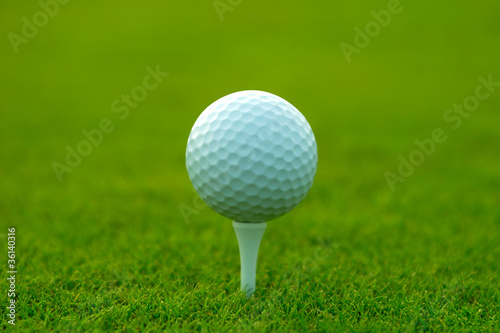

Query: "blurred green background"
left=1, top=0, right=499, bottom=331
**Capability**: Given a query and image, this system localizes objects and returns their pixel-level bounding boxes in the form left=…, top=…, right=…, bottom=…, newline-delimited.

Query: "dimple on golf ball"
left=186, top=90, right=318, bottom=223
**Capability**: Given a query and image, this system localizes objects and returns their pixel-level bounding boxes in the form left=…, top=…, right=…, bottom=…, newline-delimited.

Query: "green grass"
left=1, top=0, right=499, bottom=331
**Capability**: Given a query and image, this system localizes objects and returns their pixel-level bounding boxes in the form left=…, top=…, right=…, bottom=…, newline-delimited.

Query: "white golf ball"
left=186, top=90, right=318, bottom=223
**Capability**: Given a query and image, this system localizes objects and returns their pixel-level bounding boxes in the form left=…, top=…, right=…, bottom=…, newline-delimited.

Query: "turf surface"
left=1, top=0, right=499, bottom=331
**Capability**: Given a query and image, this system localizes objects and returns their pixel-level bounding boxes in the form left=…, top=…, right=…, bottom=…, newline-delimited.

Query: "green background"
left=1, top=0, right=499, bottom=331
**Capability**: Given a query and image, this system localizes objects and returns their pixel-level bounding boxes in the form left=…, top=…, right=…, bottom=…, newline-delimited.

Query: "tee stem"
left=232, top=221, right=267, bottom=298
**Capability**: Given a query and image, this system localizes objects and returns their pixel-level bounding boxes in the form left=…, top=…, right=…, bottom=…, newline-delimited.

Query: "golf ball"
left=186, top=90, right=317, bottom=223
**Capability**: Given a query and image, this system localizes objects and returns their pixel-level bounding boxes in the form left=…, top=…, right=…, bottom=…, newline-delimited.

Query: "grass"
left=1, top=0, right=499, bottom=331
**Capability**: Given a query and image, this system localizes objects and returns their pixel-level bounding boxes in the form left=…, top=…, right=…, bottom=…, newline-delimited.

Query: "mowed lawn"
left=1, top=0, right=499, bottom=331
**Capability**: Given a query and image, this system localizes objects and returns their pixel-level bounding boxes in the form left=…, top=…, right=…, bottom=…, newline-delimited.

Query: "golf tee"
left=232, top=221, right=267, bottom=298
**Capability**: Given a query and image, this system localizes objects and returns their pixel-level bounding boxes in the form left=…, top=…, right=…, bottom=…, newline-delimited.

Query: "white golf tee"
left=232, top=221, right=267, bottom=298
